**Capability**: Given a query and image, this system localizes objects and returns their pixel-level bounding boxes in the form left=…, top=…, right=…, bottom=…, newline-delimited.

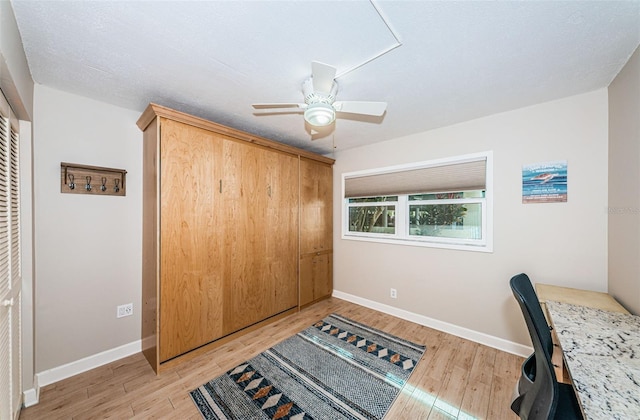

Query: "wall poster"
left=522, top=160, right=567, bottom=204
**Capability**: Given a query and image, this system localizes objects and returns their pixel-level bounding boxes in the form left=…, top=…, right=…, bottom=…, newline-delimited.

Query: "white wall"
left=608, top=46, right=640, bottom=315
left=33, top=85, right=142, bottom=372
left=0, top=0, right=33, bottom=120
left=0, top=0, right=36, bottom=396
left=333, top=89, right=609, bottom=348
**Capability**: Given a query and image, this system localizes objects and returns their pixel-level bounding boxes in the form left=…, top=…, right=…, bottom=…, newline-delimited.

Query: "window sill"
left=341, top=233, right=493, bottom=253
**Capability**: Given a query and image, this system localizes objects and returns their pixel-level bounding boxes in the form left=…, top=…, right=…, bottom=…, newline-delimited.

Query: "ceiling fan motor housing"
left=303, top=77, right=338, bottom=105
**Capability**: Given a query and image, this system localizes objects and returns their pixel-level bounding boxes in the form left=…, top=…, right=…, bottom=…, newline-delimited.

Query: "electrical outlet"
left=117, top=303, right=133, bottom=318
left=390, top=288, right=397, bottom=299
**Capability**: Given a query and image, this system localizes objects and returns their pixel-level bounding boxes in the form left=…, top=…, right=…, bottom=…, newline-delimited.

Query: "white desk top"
left=546, top=300, right=640, bottom=420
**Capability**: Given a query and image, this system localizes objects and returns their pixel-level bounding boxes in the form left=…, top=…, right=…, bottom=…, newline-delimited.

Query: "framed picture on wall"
left=522, top=160, right=567, bottom=204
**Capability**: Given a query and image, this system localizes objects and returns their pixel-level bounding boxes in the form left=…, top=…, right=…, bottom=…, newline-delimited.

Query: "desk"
left=535, top=283, right=630, bottom=384
left=536, top=283, right=630, bottom=314
left=545, top=300, right=640, bottom=419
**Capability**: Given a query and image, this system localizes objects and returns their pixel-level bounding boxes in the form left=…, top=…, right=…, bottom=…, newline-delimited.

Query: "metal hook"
left=68, top=173, right=75, bottom=190
left=85, top=176, right=92, bottom=191
left=101, top=177, right=107, bottom=192
left=114, top=178, right=120, bottom=193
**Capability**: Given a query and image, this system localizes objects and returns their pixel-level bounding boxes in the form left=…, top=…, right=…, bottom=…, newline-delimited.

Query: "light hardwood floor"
left=19, top=298, right=523, bottom=419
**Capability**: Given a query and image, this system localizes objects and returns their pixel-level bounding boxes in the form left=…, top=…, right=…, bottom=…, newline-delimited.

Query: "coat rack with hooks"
left=60, top=162, right=127, bottom=196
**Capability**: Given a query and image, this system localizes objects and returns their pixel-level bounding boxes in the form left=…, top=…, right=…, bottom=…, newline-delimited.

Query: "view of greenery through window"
left=348, top=191, right=484, bottom=240
left=348, top=196, right=397, bottom=233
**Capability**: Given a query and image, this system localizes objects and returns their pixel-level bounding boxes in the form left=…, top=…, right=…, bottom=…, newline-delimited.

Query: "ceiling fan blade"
left=253, top=110, right=305, bottom=116
left=252, top=103, right=307, bottom=109
left=311, top=61, right=337, bottom=94
left=333, top=101, right=387, bottom=116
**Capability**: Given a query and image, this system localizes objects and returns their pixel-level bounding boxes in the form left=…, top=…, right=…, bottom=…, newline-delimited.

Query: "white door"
left=0, top=91, right=22, bottom=420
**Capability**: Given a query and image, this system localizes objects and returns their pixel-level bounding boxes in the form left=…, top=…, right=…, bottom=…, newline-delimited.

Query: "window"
left=348, top=196, right=397, bottom=234
left=343, top=152, right=492, bottom=252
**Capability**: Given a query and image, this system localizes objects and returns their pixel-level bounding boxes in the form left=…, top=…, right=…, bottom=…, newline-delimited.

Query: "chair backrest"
left=510, top=273, right=553, bottom=359
left=510, top=273, right=559, bottom=419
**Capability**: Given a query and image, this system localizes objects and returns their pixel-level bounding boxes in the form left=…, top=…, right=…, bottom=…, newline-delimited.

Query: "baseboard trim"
left=332, top=290, right=532, bottom=358
left=22, top=376, right=38, bottom=408
left=22, top=293, right=530, bottom=406
left=25, top=339, right=142, bottom=406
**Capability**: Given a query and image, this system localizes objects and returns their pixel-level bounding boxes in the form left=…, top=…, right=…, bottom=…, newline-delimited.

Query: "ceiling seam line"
left=335, top=0, right=403, bottom=80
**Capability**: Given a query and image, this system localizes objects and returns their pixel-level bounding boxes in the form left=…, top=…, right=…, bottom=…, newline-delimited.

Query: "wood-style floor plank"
left=19, top=298, right=522, bottom=419
left=459, top=345, right=498, bottom=418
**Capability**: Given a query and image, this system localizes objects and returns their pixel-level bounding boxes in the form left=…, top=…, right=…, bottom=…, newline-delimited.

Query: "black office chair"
left=516, top=352, right=535, bottom=394
left=511, top=271, right=554, bottom=408
left=509, top=273, right=583, bottom=420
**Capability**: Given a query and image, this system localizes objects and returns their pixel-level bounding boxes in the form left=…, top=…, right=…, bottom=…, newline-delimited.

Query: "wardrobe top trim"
left=137, top=103, right=335, bottom=165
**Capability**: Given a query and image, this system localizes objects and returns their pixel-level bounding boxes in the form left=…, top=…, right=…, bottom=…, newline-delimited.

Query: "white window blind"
left=344, top=158, right=486, bottom=198
left=342, top=152, right=493, bottom=252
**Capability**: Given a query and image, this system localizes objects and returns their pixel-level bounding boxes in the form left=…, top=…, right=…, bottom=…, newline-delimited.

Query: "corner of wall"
left=607, top=43, right=640, bottom=315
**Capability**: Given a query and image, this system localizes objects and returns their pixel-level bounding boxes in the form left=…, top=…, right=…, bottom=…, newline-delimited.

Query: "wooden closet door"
left=300, top=158, right=333, bottom=254
left=159, top=119, right=224, bottom=362
left=299, top=158, right=333, bottom=307
left=222, top=141, right=298, bottom=334
left=263, top=149, right=299, bottom=315
left=300, top=252, right=333, bottom=306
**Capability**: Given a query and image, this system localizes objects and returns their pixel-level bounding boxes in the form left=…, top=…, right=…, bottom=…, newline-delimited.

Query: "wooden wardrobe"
left=137, top=104, right=333, bottom=373
left=299, top=157, right=333, bottom=307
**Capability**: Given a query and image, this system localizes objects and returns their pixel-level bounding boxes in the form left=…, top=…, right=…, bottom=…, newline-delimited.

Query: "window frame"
left=342, top=151, right=493, bottom=253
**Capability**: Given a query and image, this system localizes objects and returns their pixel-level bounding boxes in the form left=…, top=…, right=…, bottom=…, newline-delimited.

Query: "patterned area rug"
left=190, top=313, right=426, bottom=420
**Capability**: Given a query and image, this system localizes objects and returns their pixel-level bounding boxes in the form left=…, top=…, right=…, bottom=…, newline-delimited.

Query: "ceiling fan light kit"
left=253, top=61, right=387, bottom=129
left=304, top=102, right=336, bottom=126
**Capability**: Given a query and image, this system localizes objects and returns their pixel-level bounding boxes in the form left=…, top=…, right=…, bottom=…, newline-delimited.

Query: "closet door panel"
left=299, top=252, right=332, bottom=306
left=300, top=158, right=333, bottom=254
left=299, top=254, right=315, bottom=307
left=264, top=151, right=299, bottom=315
left=299, top=158, right=333, bottom=307
left=159, top=119, right=224, bottom=362
left=222, top=141, right=269, bottom=333
left=222, top=141, right=298, bottom=334
left=313, top=253, right=333, bottom=299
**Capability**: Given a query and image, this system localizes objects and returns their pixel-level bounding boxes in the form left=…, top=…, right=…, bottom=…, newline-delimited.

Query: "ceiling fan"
left=252, top=61, right=387, bottom=128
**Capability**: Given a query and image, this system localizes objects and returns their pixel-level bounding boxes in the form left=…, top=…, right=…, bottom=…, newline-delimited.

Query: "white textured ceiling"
left=11, top=0, right=640, bottom=155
